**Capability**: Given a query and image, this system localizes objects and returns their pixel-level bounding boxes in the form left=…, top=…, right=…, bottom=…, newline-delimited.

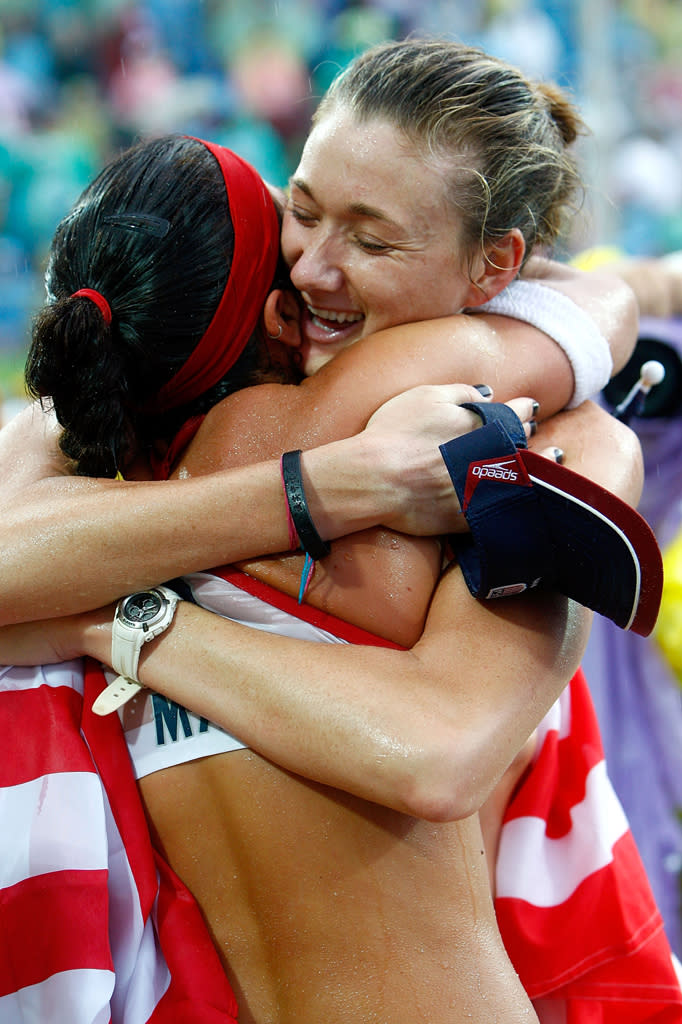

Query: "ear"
left=263, top=289, right=301, bottom=349
left=460, top=228, right=526, bottom=308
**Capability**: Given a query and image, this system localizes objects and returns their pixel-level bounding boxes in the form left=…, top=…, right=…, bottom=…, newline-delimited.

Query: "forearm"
left=297, top=312, right=575, bottom=421
left=0, top=448, right=380, bottom=625
left=0, top=385, right=488, bottom=625
left=596, top=254, right=682, bottom=319
left=299, top=267, right=636, bottom=428
left=64, top=569, right=589, bottom=821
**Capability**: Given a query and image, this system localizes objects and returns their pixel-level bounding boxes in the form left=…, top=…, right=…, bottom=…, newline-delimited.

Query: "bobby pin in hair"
left=102, top=214, right=171, bottom=238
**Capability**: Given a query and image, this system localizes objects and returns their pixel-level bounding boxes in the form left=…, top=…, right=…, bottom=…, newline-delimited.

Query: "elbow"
left=396, top=777, right=487, bottom=824
left=387, top=739, right=492, bottom=823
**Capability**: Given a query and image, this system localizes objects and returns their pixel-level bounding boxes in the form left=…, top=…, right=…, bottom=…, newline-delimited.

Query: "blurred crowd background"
left=0, top=0, right=681, bottom=404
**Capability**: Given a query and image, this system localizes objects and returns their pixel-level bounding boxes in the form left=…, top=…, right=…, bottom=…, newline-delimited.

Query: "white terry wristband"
left=476, top=279, right=613, bottom=408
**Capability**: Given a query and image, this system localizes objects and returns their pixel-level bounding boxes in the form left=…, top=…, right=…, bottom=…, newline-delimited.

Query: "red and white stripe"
left=496, top=669, right=682, bottom=1021
left=214, top=571, right=682, bottom=1020
left=0, top=660, right=237, bottom=1024
left=3, top=572, right=681, bottom=1023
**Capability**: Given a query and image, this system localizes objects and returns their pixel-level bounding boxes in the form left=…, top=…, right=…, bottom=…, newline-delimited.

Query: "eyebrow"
left=289, top=176, right=401, bottom=228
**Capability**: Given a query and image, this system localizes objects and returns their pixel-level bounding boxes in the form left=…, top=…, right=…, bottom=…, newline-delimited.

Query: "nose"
left=287, top=227, right=346, bottom=297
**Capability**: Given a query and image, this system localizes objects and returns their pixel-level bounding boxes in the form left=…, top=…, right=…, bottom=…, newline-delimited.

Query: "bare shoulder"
left=175, top=381, right=309, bottom=477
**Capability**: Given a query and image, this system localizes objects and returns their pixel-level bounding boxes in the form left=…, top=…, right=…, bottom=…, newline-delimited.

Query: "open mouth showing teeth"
left=308, top=305, right=364, bottom=330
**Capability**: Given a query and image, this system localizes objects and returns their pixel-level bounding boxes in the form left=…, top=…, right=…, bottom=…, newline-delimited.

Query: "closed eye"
left=354, top=235, right=392, bottom=254
left=286, top=198, right=317, bottom=226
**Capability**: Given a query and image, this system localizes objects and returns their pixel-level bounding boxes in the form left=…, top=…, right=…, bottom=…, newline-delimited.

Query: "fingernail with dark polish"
left=532, top=400, right=540, bottom=416
left=474, top=384, right=492, bottom=397
left=529, top=419, right=537, bottom=437
left=554, top=447, right=565, bottom=464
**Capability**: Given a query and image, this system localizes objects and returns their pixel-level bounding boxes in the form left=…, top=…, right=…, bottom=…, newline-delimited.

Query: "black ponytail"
left=27, top=296, right=135, bottom=476
left=25, top=135, right=255, bottom=476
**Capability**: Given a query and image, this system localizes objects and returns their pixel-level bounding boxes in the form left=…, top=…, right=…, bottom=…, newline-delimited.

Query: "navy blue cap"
left=439, top=403, right=662, bottom=637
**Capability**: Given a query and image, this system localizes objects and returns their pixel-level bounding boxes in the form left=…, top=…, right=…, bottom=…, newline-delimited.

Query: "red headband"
left=151, top=138, right=280, bottom=412
left=71, top=288, right=112, bottom=325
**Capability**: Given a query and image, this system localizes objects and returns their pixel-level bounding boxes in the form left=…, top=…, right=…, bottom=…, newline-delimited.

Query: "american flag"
left=2, top=578, right=681, bottom=1022
left=0, top=659, right=237, bottom=1023
left=207, top=570, right=682, bottom=1021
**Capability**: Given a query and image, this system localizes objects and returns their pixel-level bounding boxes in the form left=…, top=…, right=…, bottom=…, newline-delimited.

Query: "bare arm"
left=0, top=384, right=484, bottom=624
left=161, top=403, right=643, bottom=809
left=0, top=556, right=590, bottom=821
left=179, top=260, right=638, bottom=471
left=571, top=251, right=682, bottom=320
left=530, top=400, right=644, bottom=505
left=0, top=401, right=640, bottom=814
left=0, top=263, right=637, bottom=621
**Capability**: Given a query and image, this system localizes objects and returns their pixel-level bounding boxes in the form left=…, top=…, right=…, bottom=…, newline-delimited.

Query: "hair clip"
left=102, top=214, right=171, bottom=238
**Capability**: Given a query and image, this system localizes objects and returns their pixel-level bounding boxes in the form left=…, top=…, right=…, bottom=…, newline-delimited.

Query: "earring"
left=267, top=324, right=283, bottom=340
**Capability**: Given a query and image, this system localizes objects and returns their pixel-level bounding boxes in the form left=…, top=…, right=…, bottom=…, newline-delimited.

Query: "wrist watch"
left=92, top=585, right=180, bottom=716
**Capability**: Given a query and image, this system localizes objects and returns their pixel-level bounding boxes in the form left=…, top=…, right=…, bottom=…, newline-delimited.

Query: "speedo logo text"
left=462, top=452, right=531, bottom=511
left=471, top=459, right=519, bottom=482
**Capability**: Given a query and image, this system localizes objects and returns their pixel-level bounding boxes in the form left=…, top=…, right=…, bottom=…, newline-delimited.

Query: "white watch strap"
left=93, top=585, right=180, bottom=716
left=92, top=675, right=143, bottom=716
left=111, top=620, right=145, bottom=680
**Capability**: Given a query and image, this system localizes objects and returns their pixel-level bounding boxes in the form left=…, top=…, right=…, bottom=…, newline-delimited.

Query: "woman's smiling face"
left=281, top=110, right=484, bottom=376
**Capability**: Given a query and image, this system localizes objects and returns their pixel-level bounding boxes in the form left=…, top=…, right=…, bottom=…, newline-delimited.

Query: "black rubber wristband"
left=281, top=449, right=332, bottom=561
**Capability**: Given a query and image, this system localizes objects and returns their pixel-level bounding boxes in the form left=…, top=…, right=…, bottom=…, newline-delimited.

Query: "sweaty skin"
left=0, top=236, right=642, bottom=1024
left=0, top=348, right=642, bottom=1023
left=0, top=105, right=642, bottom=1022
left=0, top=386, right=577, bottom=1023
left=125, top=391, right=637, bottom=1024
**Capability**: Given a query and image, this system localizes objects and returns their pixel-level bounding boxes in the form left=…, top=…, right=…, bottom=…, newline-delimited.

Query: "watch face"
left=121, top=591, right=165, bottom=624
